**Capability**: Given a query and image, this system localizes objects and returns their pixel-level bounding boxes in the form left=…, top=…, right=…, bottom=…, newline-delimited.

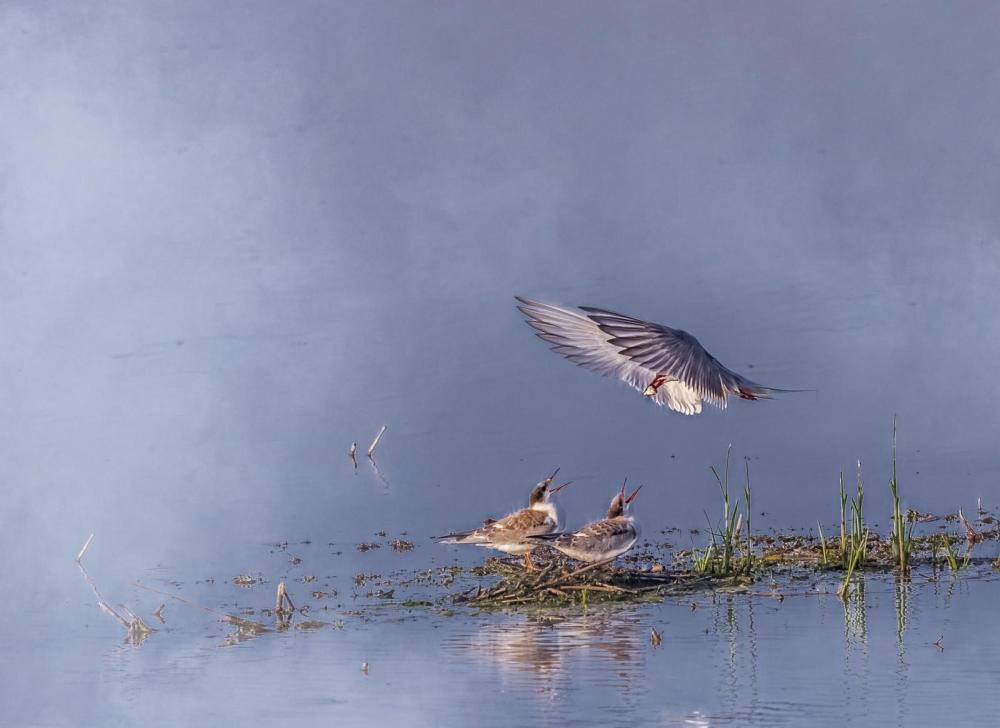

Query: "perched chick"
left=532, top=480, right=642, bottom=564
left=436, top=469, right=572, bottom=570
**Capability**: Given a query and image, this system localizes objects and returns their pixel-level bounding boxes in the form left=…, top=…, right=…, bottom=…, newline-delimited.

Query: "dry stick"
left=538, top=556, right=618, bottom=591
left=561, top=583, right=635, bottom=594
left=77, top=561, right=155, bottom=640
left=367, top=425, right=387, bottom=458
left=76, top=533, right=95, bottom=563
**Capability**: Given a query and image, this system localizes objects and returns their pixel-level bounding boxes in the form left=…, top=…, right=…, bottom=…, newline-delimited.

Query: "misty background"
left=2, top=4, right=1000, bottom=721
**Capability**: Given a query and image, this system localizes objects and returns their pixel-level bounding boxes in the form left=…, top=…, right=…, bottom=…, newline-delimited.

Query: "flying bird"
left=529, top=480, right=642, bottom=563
left=436, top=469, right=572, bottom=570
left=516, top=297, right=795, bottom=415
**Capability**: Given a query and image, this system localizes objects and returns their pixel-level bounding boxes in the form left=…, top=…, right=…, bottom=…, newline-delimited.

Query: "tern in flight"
left=516, top=297, right=798, bottom=415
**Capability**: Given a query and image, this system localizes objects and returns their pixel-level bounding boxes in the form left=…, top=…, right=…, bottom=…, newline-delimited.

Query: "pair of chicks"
left=437, top=469, right=642, bottom=569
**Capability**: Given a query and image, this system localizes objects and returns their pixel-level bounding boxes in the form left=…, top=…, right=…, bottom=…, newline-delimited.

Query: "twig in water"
left=367, top=425, right=387, bottom=458
left=276, top=581, right=295, bottom=614
left=958, top=509, right=985, bottom=545
left=650, top=626, right=662, bottom=648
left=76, top=533, right=95, bottom=563
left=153, top=604, right=166, bottom=624
left=119, top=604, right=153, bottom=641
left=77, top=561, right=153, bottom=644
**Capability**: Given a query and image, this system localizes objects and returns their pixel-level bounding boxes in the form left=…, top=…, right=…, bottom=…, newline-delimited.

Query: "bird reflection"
left=442, top=610, right=645, bottom=694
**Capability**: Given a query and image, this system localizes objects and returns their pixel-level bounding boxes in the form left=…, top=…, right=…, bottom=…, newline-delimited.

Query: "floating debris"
left=650, top=626, right=662, bottom=648
left=356, top=542, right=381, bottom=552
left=233, top=574, right=264, bottom=587
left=390, top=539, right=414, bottom=552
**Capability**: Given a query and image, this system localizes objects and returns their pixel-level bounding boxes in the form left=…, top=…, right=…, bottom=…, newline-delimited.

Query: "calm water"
left=4, top=2, right=1000, bottom=726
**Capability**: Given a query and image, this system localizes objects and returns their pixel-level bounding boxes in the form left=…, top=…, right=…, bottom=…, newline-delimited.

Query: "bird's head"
left=608, top=478, right=642, bottom=516
left=529, top=468, right=572, bottom=507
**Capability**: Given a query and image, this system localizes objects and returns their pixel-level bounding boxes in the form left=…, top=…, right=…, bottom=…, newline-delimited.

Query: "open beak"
left=619, top=478, right=628, bottom=500
left=552, top=480, right=573, bottom=493
left=625, top=485, right=643, bottom=505
left=543, top=467, right=561, bottom=487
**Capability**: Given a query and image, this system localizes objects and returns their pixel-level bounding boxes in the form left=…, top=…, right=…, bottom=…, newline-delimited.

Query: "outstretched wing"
left=516, top=297, right=773, bottom=414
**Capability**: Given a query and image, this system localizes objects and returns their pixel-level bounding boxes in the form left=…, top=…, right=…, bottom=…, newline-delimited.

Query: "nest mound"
left=453, top=556, right=739, bottom=608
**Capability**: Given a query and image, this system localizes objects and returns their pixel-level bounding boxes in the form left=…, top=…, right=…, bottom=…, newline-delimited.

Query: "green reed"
left=936, top=534, right=972, bottom=572
left=888, top=416, right=915, bottom=571
left=838, top=527, right=868, bottom=600
left=743, top=462, right=753, bottom=576
left=698, top=446, right=753, bottom=576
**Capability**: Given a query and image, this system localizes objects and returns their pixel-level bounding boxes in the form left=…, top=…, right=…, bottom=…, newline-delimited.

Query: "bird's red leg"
left=644, top=374, right=668, bottom=397
left=737, top=388, right=759, bottom=401
left=523, top=551, right=536, bottom=571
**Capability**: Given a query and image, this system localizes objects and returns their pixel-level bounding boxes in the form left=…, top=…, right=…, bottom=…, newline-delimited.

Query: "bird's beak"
left=543, top=467, right=561, bottom=487
left=620, top=478, right=628, bottom=499
left=552, top=480, right=573, bottom=493
left=625, top=485, right=643, bottom=505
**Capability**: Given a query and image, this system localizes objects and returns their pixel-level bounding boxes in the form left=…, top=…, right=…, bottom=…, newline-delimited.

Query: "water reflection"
left=842, top=579, right=868, bottom=652
left=441, top=609, right=645, bottom=694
